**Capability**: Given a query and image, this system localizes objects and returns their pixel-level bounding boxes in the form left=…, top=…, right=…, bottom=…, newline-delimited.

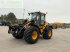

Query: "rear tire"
left=24, top=26, right=39, bottom=44
left=43, top=28, right=52, bottom=39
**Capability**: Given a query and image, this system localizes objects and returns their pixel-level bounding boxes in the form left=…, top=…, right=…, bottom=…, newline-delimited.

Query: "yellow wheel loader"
left=8, top=11, right=53, bottom=44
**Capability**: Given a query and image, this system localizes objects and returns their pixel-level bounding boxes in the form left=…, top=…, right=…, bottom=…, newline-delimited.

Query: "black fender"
left=47, top=25, right=53, bottom=29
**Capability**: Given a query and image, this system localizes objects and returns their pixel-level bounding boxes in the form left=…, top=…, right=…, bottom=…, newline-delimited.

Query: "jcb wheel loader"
left=8, top=11, right=53, bottom=44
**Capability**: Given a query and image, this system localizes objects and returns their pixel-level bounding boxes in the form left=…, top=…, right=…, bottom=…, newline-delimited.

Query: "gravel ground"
left=0, top=26, right=70, bottom=52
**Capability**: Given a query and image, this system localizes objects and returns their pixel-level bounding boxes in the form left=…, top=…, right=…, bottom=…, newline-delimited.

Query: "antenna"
left=23, top=9, right=25, bottom=19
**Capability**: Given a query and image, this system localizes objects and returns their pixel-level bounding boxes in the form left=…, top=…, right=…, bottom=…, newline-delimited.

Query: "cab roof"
left=29, top=11, right=46, bottom=15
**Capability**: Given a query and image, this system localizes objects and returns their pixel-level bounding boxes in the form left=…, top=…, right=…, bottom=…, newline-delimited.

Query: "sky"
left=0, top=0, right=70, bottom=23
left=0, top=0, right=23, bottom=19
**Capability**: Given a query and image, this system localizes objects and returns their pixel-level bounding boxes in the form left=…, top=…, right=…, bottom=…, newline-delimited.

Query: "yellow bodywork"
left=39, top=22, right=48, bottom=33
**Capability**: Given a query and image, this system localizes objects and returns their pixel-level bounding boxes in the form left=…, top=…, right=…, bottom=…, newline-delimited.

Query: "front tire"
left=24, top=26, right=39, bottom=44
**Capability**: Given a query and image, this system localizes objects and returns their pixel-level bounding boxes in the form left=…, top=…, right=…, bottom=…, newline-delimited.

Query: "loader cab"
left=29, top=12, right=46, bottom=26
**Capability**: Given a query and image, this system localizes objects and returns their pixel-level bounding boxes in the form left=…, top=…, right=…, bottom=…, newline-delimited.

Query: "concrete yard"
left=0, top=26, right=70, bottom=52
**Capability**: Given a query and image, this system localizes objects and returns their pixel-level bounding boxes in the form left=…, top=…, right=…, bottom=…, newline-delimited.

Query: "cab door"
left=40, top=14, right=45, bottom=25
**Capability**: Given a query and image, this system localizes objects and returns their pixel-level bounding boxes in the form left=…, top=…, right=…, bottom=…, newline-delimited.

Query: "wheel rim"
left=32, top=31, right=38, bottom=40
left=48, top=30, right=52, bottom=37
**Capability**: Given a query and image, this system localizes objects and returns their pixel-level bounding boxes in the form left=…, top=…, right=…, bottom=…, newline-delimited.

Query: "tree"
left=7, top=12, right=17, bottom=24
left=0, top=15, right=4, bottom=20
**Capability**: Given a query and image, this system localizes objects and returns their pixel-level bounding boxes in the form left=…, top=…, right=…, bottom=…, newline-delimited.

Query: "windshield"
left=31, top=14, right=37, bottom=20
